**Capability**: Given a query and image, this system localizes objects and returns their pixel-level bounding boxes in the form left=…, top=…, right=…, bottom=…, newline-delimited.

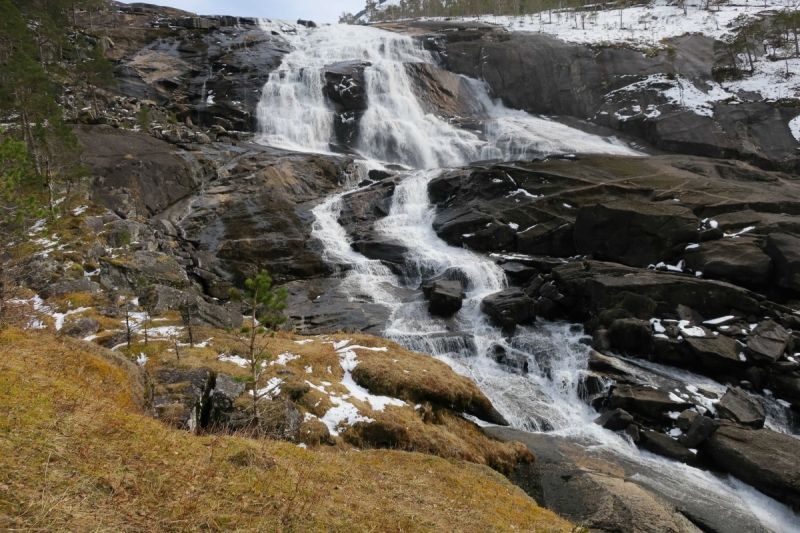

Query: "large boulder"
left=763, top=232, right=800, bottom=292
left=677, top=415, right=719, bottom=448
left=593, top=408, right=635, bottom=431
left=40, top=279, right=102, bottom=300
left=554, top=260, right=762, bottom=319
left=746, top=320, right=791, bottom=363
left=608, top=318, right=652, bottom=353
left=682, top=237, right=773, bottom=287
left=480, top=289, right=536, bottom=330
left=427, top=280, right=463, bottom=317
left=607, top=384, right=694, bottom=421
left=100, top=251, right=190, bottom=291
left=703, top=423, right=800, bottom=512
left=574, top=200, right=699, bottom=268
left=151, top=369, right=213, bottom=432
left=60, top=318, right=101, bottom=339
left=640, top=430, right=697, bottom=464
left=714, top=387, right=766, bottom=428
left=208, top=373, right=247, bottom=430
left=138, top=284, right=242, bottom=329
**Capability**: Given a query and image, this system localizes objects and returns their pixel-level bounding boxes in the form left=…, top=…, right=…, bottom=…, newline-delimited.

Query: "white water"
left=255, top=21, right=800, bottom=533
left=256, top=23, right=639, bottom=167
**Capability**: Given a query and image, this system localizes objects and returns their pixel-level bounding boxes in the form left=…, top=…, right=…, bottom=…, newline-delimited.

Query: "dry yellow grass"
left=0, top=328, right=574, bottom=532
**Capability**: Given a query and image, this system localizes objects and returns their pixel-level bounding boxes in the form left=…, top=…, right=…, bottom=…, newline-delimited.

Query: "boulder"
left=60, top=318, right=100, bottom=339
left=574, top=200, right=699, bottom=268
left=703, top=423, right=800, bottom=512
left=138, top=284, right=242, bottom=329
left=676, top=409, right=700, bottom=431
left=593, top=408, right=635, bottom=431
left=715, top=387, right=766, bottom=428
left=500, top=262, right=538, bottom=283
left=746, top=320, right=791, bottom=363
left=764, top=232, right=800, bottom=291
left=608, top=318, right=652, bottom=353
left=40, top=279, right=102, bottom=300
left=208, top=373, right=247, bottom=430
left=607, top=384, right=694, bottom=420
left=682, top=237, right=773, bottom=287
left=480, top=289, right=536, bottom=330
left=685, top=335, right=746, bottom=372
left=427, top=280, right=463, bottom=317
left=678, top=415, right=719, bottom=448
left=640, top=430, right=697, bottom=464
left=152, top=369, right=213, bottom=432
left=100, top=251, right=190, bottom=291
left=554, top=260, right=761, bottom=319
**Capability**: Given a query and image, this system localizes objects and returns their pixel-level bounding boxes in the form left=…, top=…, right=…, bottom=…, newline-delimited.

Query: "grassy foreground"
left=0, top=328, right=574, bottom=532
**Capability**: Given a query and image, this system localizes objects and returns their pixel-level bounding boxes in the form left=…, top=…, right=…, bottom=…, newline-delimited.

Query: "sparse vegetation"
left=0, top=327, right=575, bottom=532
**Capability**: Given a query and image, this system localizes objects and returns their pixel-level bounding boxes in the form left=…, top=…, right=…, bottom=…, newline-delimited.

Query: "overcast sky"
left=118, top=0, right=366, bottom=23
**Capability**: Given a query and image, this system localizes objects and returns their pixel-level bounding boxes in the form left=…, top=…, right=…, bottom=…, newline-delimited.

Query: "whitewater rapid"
left=254, top=21, right=800, bottom=533
left=255, top=21, right=639, bottom=166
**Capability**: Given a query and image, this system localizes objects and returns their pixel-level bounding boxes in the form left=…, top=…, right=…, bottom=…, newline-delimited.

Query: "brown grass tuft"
left=0, top=328, right=573, bottom=532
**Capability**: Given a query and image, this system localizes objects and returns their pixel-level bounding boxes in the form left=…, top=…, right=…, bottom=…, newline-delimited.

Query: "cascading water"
left=255, top=21, right=800, bottom=533
left=256, top=23, right=639, bottom=166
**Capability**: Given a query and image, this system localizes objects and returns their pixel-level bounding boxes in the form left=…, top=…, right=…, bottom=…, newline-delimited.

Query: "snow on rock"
left=790, top=116, right=800, bottom=142
left=218, top=354, right=250, bottom=367
left=442, top=0, right=781, bottom=50
left=271, top=351, right=300, bottom=365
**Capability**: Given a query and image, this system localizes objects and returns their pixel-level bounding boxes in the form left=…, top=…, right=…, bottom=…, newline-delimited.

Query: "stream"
left=254, top=21, right=799, bottom=533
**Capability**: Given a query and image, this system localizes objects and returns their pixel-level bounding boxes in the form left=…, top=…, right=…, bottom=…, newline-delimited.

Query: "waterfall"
left=255, top=23, right=639, bottom=166
left=254, top=21, right=800, bottom=533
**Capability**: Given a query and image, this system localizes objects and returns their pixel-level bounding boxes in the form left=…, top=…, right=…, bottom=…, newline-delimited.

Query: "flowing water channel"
left=255, top=21, right=800, bottom=533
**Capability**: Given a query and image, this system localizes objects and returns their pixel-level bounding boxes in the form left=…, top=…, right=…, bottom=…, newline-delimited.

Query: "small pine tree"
left=137, top=105, right=151, bottom=132
left=229, top=269, right=288, bottom=423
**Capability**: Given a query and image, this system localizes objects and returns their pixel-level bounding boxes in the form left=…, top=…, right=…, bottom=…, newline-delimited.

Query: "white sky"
left=118, top=0, right=366, bottom=23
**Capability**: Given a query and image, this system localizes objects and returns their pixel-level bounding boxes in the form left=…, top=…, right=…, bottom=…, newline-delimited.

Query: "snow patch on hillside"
left=444, top=0, right=781, bottom=49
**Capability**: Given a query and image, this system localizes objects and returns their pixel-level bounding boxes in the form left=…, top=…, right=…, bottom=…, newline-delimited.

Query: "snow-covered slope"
left=456, top=0, right=780, bottom=49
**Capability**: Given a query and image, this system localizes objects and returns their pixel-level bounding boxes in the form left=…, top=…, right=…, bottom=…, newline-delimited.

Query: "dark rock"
left=608, top=318, right=652, bottom=353
left=764, top=232, right=800, bottom=292
left=427, top=280, right=463, bottom=317
left=500, top=262, right=537, bottom=283
left=40, top=279, right=102, bottom=300
left=516, top=220, right=576, bottom=257
left=60, top=318, right=101, bottom=339
left=678, top=415, right=719, bottom=448
left=677, top=409, right=700, bottom=431
left=607, top=384, right=693, bottom=420
left=554, top=260, right=761, bottom=319
left=480, top=289, right=536, bottom=330
left=640, top=430, right=697, bottom=464
left=100, top=251, right=190, bottom=291
left=746, top=320, right=791, bottom=363
left=152, top=369, right=213, bottom=432
left=138, top=284, right=242, bottom=329
left=208, top=374, right=247, bottom=430
left=715, top=387, right=766, bottom=428
left=593, top=408, right=635, bottom=431
left=574, top=200, right=699, bottom=268
left=682, top=237, right=773, bottom=287
left=685, top=335, right=747, bottom=372
left=703, top=423, right=800, bottom=512
left=75, top=125, right=211, bottom=218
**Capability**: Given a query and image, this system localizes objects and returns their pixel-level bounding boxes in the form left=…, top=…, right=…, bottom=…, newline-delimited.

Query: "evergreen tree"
left=229, top=270, right=289, bottom=424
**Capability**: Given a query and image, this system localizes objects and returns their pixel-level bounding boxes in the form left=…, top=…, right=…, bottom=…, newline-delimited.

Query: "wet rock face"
left=323, top=60, right=370, bottom=149
left=383, top=21, right=800, bottom=171
left=113, top=20, right=288, bottom=131
left=481, top=289, right=537, bottom=330
left=574, top=200, right=699, bottom=268
left=426, top=280, right=464, bottom=317
left=76, top=125, right=212, bottom=219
